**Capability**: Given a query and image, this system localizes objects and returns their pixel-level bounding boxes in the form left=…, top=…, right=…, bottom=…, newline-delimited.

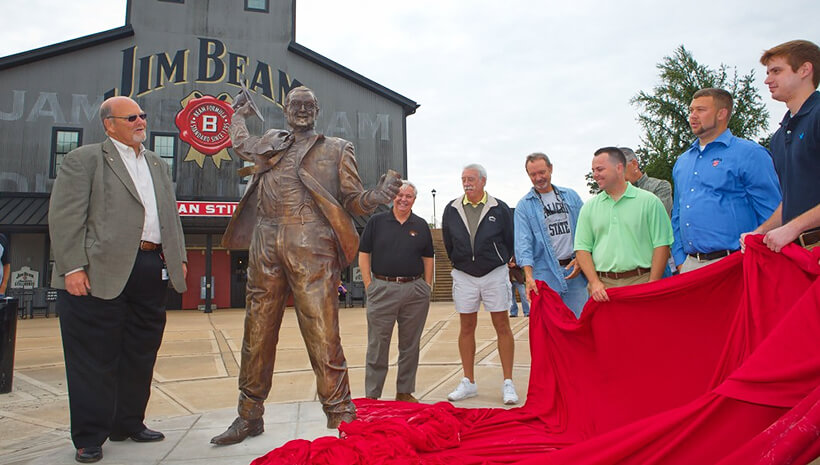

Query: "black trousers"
left=57, top=250, right=168, bottom=448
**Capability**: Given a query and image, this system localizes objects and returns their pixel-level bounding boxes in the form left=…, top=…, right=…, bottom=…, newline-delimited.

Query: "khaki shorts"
left=451, top=265, right=511, bottom=313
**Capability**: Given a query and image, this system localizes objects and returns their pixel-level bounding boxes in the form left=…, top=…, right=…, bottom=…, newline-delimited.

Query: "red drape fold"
left=252, top=236, right=820, bottom=464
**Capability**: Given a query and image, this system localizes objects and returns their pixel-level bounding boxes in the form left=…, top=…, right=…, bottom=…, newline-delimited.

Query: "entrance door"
left=230, top=251, right=249, bottom=308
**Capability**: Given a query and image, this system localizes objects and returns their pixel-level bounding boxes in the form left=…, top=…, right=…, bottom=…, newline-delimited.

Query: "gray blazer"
left=49, top=138, right=187, bottom=299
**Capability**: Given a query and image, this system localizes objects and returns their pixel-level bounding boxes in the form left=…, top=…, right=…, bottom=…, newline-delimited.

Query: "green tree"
left=584, top=171, right=599, bottom=194
left=606, top=45, right=769, bottom=194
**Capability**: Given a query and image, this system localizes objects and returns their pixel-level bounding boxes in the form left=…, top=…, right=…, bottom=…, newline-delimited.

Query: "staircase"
left=431, top=229, right=453, bottom=302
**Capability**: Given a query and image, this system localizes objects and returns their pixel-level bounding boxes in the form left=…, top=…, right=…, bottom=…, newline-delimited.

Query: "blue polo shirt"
left=770, top=91, right=820, bottom=224
left=671, top=129, right=781, bottom=266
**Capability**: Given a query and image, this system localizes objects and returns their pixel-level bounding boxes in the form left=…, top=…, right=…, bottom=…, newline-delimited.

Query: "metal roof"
left=0, top=193, right=50, bottom=232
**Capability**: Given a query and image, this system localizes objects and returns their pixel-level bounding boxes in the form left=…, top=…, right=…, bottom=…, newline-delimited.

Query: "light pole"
left=431, top=189, right=437, bottom=228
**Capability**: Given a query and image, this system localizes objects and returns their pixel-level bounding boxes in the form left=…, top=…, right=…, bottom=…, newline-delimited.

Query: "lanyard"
left=534, top=186, right=567, bottom=218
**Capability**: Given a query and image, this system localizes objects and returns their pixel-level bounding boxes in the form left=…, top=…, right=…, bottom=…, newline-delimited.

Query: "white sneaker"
left=502, top=379, right=519, bottom=405
left=447, top=377, right=478, bottom=401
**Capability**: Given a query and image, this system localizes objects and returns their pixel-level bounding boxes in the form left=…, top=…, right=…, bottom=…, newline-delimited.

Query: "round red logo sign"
left=175, top=96, right=234, bottom=155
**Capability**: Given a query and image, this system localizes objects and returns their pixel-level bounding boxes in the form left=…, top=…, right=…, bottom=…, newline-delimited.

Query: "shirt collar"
left=109, top=137, right=146, bottom=158
left=462, top=191, right=488, bottom=206
left=782, top=90, right=820, bottom=124
left=601, top=182, right=637, bottom=202
left=691, top=128, right=733, bottom=152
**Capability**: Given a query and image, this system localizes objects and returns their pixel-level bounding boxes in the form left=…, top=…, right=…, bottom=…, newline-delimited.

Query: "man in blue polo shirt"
left=742, top=40, right=820, bottom=253
left=672, top=88, right=781, bottom=273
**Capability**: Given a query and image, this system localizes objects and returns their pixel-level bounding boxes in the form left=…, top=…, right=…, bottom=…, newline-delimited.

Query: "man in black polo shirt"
left=358, top=181, right=434, bottom=402
left=742, top=40, right=820, bottom=253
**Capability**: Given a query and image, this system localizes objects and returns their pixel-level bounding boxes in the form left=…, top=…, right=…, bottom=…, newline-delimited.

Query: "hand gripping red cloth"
left=251, top=236, right=820, bottom=464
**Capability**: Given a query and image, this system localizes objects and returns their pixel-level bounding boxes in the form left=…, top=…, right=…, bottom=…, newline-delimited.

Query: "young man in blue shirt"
left=672, top=88, right=781, bottom=273
left=743, top=40, right=820, bottom=253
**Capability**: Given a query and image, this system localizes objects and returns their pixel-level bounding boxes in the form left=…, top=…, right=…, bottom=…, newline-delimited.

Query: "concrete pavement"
left=0, top=302, right=531, bottom=464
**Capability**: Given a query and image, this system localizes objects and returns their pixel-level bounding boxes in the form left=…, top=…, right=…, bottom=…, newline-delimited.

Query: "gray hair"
left=99, top=100, right=113, bottom=125
left=400, top=180, right=417, bottom=196
left=620, top=147, right=640, bottom=165
left=463, top=163, right=487, bottom=180
left=524, top=152, right=552, bottom=169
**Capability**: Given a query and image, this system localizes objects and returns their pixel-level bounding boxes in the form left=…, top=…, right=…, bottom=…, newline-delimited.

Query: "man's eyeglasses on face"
left=290, top=102, right=316, bottom=111
left=106, top=113, right=148, bottom=122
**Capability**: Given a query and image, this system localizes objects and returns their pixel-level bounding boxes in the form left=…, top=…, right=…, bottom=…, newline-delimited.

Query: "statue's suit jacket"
left=49, top=138, right=187, bottom=299
left=222, top=123, right=375, bottom=268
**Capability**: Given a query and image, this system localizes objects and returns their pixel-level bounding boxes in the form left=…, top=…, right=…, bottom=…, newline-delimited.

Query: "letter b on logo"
left=201, top=115, right=218, bottom=133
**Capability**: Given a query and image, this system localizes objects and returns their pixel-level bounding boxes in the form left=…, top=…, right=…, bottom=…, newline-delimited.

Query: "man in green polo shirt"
left=575, top=147, right=673, bottom=302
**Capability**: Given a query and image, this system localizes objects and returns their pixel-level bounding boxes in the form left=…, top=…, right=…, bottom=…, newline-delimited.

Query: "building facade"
left=0, top=0, right=418, bottom=309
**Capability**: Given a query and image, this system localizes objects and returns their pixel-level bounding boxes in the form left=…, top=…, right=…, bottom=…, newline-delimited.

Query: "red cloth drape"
left=251, top=236, right=820, bottom=464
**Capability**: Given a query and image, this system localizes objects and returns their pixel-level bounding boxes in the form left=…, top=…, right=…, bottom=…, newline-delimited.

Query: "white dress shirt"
left=110, top=137, right=162, bottom=243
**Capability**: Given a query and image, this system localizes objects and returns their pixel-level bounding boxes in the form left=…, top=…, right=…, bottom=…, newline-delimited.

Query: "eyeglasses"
left=289, top=102, right=316, bottom=111
left=106, top=113, right=148, bottom=122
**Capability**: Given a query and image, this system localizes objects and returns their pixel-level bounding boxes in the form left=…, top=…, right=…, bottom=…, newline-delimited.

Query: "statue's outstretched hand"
left=371, top=170, right=403, bottom=204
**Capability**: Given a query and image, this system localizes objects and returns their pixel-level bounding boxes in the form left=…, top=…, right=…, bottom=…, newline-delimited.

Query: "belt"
left=258, top=214, right=321, bottom=225
left=373, top=274, right=423, bottom=283
left=139, top=240, right=161, bottom=251
left=558, top=257, right=573, bottom=267
left=795, top=228, right=820, bottom=248
left=688, top=249, right=737, bottom=261
left=597, top=267, right=650, bottom=279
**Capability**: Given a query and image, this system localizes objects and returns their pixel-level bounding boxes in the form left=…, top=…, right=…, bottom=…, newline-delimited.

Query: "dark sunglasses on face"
left=106, top=113, right=148, bottom=122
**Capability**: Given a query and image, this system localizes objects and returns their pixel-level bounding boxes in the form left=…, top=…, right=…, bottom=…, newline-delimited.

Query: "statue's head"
left=284, top=86, right=319, bottom=131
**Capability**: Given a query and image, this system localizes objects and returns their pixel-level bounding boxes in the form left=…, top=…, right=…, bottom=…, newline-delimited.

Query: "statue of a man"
left=212, top=86, right=401, bottom=445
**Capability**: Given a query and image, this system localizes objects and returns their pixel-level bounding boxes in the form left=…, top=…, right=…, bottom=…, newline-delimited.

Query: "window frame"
left=150, top=132, right=178, bottom=181
left=244, top=0, right=269, bottom=13
left=50, top=127, right=83, bottom=179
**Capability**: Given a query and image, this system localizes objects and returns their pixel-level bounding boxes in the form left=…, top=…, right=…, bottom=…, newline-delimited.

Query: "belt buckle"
left=797, top=232, right=817, bottom=248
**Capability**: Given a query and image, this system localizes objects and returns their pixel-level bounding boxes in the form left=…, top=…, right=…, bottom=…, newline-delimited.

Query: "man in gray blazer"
left=49, top=96, right=187, bottom=464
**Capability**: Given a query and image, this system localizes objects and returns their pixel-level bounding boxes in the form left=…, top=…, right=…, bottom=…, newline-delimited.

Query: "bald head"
left=100, top=96, right=147, bottom=152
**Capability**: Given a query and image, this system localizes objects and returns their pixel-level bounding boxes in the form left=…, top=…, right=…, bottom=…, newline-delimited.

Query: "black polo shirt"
left=770, top=91, right=820, bottom=224
left=359, top=210, right=434, bottom=277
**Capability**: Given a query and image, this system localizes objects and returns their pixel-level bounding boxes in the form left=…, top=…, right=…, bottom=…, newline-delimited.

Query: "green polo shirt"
left=574, top=183, right=673, bottom=272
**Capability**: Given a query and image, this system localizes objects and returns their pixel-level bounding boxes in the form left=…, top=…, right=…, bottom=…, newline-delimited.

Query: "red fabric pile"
left=251, top=236, right=820, bottom=464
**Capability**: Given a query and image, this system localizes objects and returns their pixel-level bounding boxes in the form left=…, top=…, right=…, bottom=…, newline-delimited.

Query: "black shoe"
left=75, top=446, right=103, bottom=463
left=210, top=417, right=264, bottom=445
left=109, top=428, right=165, bottom=442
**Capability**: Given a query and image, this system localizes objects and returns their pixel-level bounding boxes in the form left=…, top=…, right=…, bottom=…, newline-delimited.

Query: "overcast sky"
left=2, top=0, right=819, bottom=225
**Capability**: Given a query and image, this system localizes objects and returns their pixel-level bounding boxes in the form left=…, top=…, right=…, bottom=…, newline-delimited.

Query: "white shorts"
left=451, top=265, right=511, bottom=313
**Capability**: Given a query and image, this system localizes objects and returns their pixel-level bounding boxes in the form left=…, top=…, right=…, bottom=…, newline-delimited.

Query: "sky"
left=2, top=0, right=819, bottom=225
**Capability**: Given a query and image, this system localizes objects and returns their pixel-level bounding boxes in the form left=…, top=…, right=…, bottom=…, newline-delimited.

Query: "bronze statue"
left=211, top=86, right=401, bottom=445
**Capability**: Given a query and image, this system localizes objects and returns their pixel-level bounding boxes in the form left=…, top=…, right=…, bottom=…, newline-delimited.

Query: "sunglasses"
left=106, top=113, right=148, bottom=122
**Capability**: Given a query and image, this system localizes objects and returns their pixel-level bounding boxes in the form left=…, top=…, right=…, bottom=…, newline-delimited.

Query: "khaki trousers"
left=680, top=254, right=729, bottom=273
left=597, top=273, right=651, bottom=289
left=364, top=278, right=431, bottom=398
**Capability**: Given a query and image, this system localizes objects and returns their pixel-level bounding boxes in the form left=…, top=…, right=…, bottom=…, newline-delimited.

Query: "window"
left=151, top=133, right=177, bottom=180
left=50, top=128, right=82, bottom=178
left=245, top=0, right=268, bottom=12
left=240, top=158, right=253, bottom=184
